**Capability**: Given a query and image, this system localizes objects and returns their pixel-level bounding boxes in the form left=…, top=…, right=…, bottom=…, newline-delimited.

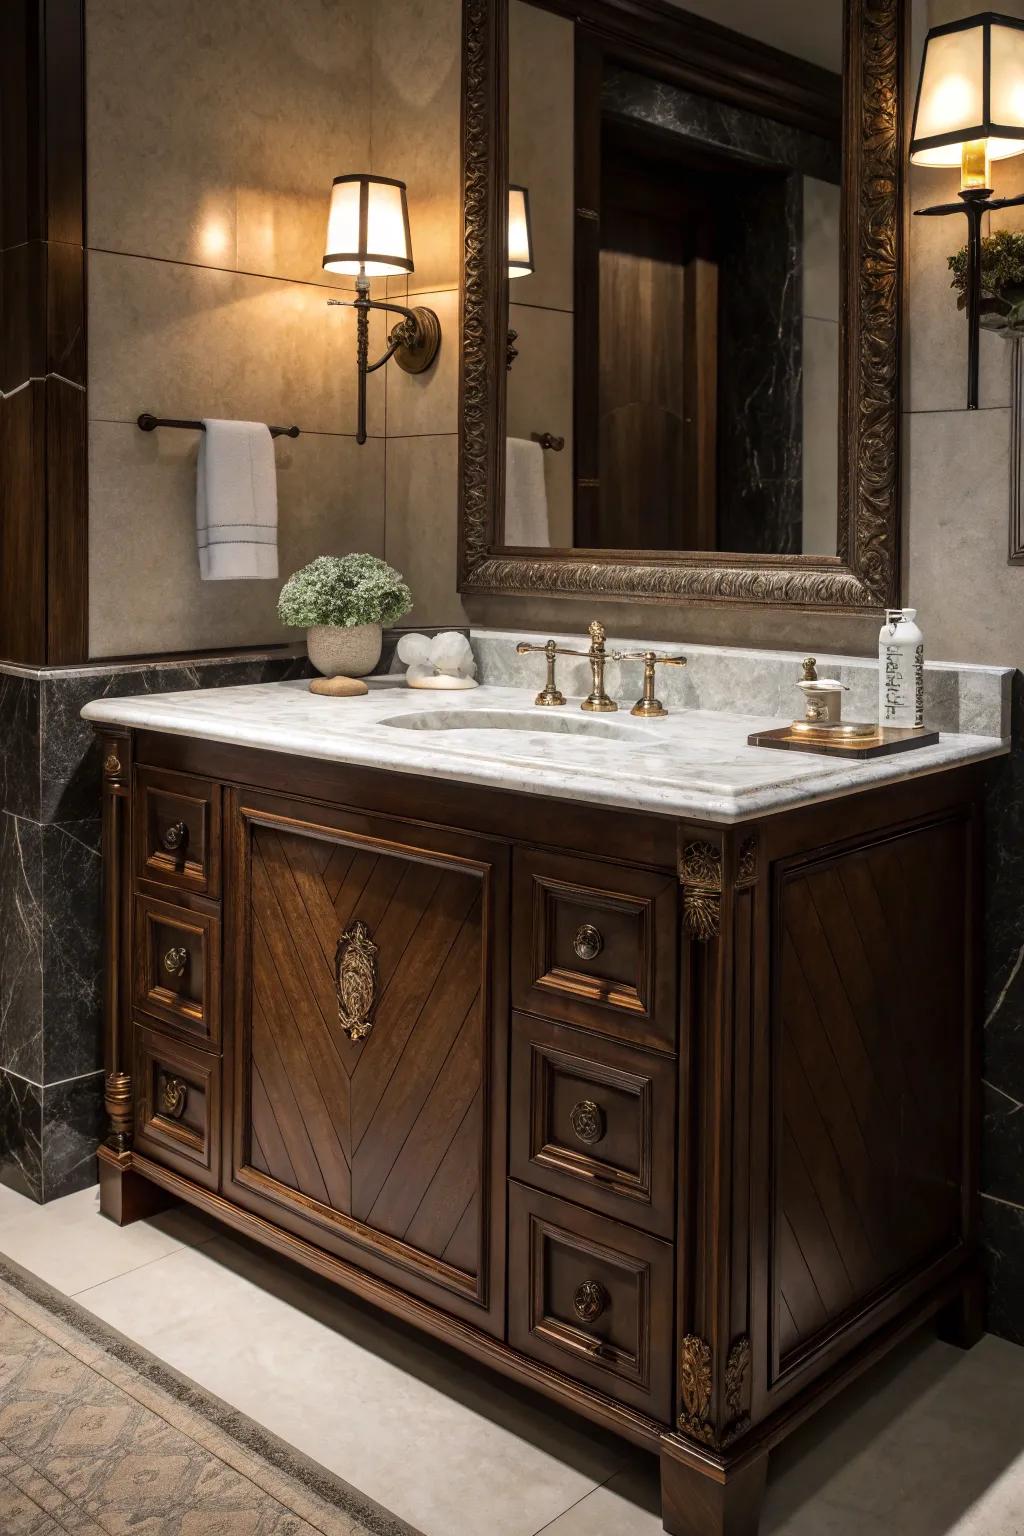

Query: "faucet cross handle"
left=615, top=649, right=687, bottom=719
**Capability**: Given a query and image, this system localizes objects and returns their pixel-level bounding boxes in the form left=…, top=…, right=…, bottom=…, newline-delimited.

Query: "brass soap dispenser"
left=793, top=658, right=874, bottom=741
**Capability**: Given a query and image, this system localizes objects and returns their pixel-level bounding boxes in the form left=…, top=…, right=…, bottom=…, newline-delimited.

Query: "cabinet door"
left=224, top=789, right=509, bottom=1335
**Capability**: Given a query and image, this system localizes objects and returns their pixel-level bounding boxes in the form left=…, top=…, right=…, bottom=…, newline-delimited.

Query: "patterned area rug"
left=0, top=1254, right=421, bottom=1536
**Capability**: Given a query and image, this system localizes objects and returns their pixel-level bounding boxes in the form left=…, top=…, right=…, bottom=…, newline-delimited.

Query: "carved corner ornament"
left=678, top=1334, right=752, bottom=1449
left=680, top=841, right=723, bottom=942
left=334, top=920, right=380, bottom=1043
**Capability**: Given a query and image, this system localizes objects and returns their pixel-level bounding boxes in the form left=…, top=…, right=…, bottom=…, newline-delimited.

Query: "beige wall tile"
left=508, top=1, right=575, bottom=315
left=506, top=304, right=574, bottom=546
left=802, top=317, right=839, bottom=556
left=88, top=421, right=385, bottom=657
left=88, top=250, right=386, bottom=438
left=384, top=289, right=460, bottom=437
left=371, top=0, right=462, bottom=297
left=803, top=177, right=840, bottom=325
left=384, top=436, right=466, bottom=627
left=905, top=407, right=1021, bottom=666
left=86, top=0, right=371, bottom=288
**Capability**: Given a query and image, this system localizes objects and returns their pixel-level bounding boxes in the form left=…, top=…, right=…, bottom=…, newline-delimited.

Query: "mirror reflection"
left=504, top=0, right=844, bottom=558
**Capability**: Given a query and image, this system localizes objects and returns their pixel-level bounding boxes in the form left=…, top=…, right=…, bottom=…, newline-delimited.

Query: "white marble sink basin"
left=380, top=708, right=646, bottom=741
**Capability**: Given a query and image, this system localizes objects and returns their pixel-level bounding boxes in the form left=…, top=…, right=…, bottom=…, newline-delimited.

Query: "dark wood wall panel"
left=0, top=0, right=87, bottom=665
left=773, top=819, right=967, bottom=1371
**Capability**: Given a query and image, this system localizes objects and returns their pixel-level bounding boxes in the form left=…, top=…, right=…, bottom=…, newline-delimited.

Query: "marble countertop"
left=81, top=678, right=1008, bottom=825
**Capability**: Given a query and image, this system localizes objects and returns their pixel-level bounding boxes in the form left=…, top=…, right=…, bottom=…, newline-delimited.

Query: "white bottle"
left=878, top=608, right=924, bottom=729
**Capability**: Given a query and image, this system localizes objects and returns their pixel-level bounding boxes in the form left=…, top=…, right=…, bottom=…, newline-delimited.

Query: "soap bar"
left=406, top=673, right=479, bottom=691
left=309, top=676, right=370, bottom=698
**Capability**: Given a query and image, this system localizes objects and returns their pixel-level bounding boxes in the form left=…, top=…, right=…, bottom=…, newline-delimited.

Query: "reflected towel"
left=196, top=420, right=279, bottom=581
left=504, top=437, right=550, bottom=547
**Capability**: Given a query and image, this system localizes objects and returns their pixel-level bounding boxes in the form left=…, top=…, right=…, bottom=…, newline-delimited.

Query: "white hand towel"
left=504, top=437, right=550, bottom=547
left=196, top=420, right=279, bottom=581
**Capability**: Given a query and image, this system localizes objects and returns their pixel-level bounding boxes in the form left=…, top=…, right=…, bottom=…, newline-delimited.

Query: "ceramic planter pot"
left=307, top=623, right=382, bottom=678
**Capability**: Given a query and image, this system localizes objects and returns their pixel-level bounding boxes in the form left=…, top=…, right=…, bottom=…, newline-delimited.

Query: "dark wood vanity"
left=95, top=718, right=984, bottom=1536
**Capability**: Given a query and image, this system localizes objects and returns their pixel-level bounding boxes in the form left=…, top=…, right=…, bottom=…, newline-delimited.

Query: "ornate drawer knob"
left=573, top=923, right=603, bottom=962
left=160, top=1076, right=188, bottom=1120
left=572, top=1279, right=607, bottom=1324
left=570, top=1099, right=605, bottom=1146
left=163, top=945, right=189, bottom=979
left=161, top=821, right=189, bottom=853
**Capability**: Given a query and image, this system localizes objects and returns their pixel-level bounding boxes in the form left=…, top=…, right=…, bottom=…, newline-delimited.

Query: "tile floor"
left=0, top=1182, right=1022, bottom=1536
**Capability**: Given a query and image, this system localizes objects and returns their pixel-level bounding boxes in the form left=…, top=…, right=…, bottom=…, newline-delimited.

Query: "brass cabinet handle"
left=163, top=945, right=189, bottom=979
left=573, top=1279, right=608, bottom=1324
left=161, top=821, right=189, bottom=853
left=573, top=923, right=603, bottom=962
left=334, top=920, right=380, bottom=1042
left=570, top=1099, right=605, bottom=1146
left=160, top=1076, right=188, bottom=1120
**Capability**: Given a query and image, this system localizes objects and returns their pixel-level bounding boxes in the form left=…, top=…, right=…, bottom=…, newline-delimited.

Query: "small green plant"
left=277, top=554, right=412, bottom=629
left=948, top=229, right=1024, bottom=328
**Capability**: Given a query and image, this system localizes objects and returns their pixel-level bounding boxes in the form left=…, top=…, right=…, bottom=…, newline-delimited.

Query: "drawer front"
left=508, top=1182, right=673, bottom=1420
left=134, top=894, right=220, bottom=1046
left=134, top=1024, right=220, bottom=1190
left=135, top=767, right=221, bottom=898
left=512, top=849, right=678, bottom=1051
left=511, top=1014, right=676, bottom=1237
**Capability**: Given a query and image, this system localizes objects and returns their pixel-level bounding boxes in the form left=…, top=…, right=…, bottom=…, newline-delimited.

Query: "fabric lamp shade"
left=323, top=174, right=414, bottom=277
left=508, top=185, right=534, bottom=279
left=911, top=13, right=1024, bottom=169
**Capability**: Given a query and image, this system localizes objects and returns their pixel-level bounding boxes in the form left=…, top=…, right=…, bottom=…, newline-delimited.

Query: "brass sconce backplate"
left=393, top=308, right=442, bottom=374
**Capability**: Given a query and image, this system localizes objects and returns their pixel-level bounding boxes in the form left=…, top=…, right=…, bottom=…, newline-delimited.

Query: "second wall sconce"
left=324, top=173, right=441, bottom=444
left=507, top=184, right=534, bottom=370
left=911, top=12, right=1024, bottom=408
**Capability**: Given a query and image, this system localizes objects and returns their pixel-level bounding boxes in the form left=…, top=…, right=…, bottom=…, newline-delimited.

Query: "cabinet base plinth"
left=936, top=1264, right=986, bottom=1351
left=98, top=1149, right=177, bottom=1226
left=660, top=1443, right=768, bottom=1536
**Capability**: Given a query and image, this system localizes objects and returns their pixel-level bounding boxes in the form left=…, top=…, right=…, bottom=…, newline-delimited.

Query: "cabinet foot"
left=936, top=1267, right=985, bottom=1351
left=660, top=1443, right=768, bottom=1536
left=98, top=1153, right=177, bottom=1226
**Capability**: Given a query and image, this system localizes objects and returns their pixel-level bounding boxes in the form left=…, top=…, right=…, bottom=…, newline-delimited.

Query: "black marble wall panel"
left=0, top=811, right=43, bottom=1083
left=981, top=672, right=1024, bottom=1341
left=0, top=671, right=41, bottom=822
left=43, top=1071, right=105, bottom=1203
left=0, top=1069, right=42, bottom=1202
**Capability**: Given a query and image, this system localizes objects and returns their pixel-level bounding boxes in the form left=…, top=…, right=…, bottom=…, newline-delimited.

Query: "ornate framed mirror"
left=458, top=0, right=904, bottom=611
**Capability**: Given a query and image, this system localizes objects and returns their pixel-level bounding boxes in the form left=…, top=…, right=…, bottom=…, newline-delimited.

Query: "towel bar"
left=531, top=432, right=565, bottom=451
left=137, top=414, right=300, bottom=440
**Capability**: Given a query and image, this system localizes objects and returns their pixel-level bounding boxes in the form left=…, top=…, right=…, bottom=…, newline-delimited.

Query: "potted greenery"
left=277, top=554, right=413, bottom=677
left=948, top=229, right=1024, bottom=334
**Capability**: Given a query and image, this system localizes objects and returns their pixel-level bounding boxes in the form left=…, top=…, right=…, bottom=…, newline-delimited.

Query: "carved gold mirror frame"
left=458, top=0, right=905, bottom=612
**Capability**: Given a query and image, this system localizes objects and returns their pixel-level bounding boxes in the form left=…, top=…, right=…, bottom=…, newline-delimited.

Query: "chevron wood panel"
left=245, top=820, right=487, bottom=1285
left=774, top=820, right=966, bottom=1366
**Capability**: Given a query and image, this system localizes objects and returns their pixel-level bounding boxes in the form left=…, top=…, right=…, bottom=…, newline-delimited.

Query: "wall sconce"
left=911, top=13, right=1024, bottom=407
left=324, top=173, right=441, bottom=444
left=507, top=184, right=534, bottom=369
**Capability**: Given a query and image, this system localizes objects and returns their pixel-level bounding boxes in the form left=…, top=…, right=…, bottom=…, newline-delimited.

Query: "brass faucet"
left=580, top=620, right=617, bottom=712
left=615, top=649, right=687, bottom=718
left=516, top=620, right=617, bottom=711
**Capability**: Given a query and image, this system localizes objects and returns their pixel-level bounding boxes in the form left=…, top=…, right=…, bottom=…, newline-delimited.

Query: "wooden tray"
left=748, top=725, right=940, bottom=760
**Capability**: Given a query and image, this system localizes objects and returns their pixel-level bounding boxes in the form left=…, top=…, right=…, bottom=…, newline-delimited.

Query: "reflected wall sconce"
left=507, top=184, right=534, bottom=370
left=324, top=173, right=441, bottom=444
left=911, top=12, right=1024, bottom=407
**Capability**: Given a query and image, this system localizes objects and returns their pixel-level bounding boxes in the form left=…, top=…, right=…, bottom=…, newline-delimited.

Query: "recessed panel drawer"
left=135, top=767, right=221, bottom=898
left=508, top=1182, right=673, bottom=1421
left=134, top=894, right=220, bottom=1046
left=511, top=1013, right=676, bottom=1237
left=512, top=849, right=678, bottom=1051
left=134, top=1023, right=220, bottom=1190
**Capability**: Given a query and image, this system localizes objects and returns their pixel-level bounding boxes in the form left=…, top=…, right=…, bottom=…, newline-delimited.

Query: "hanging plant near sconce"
left=948, top=230, right=1024, bottom=337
